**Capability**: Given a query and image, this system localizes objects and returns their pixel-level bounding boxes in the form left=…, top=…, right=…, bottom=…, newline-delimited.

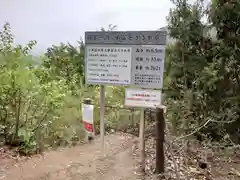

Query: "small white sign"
left=82, top=104, right=94, bottom=135
left=125, top=88, right=161, bottom=108
left=86, top=45, right=132, bottom=85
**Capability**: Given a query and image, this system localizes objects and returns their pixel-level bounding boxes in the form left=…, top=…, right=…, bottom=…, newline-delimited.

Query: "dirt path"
left=1, top=133, right=139, bottom=180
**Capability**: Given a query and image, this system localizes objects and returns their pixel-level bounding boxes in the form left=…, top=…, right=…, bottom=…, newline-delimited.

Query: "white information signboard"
left=86, top=46, right=132, bottom=85
left=85, top=31, right=167, bottom=88
left=125, top=88, right=161, bottom=108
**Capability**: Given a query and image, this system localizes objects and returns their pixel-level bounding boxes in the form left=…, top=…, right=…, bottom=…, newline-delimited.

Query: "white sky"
left=0, top=0, right=174, bottom=54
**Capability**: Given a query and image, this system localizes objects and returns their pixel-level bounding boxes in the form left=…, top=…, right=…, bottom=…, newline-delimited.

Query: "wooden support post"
left=139, top=108, right=145, bottom=174
left=155, top=106, right=165, bottom=174
left=100, top=85, right=105, bottom=156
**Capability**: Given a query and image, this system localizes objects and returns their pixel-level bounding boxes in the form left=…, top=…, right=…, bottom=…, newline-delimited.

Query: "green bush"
left=0, top=23, right=88, bottom=154
left=165, top=0, right=240, bottom=143
left=0, top=23, right=137, bottom=155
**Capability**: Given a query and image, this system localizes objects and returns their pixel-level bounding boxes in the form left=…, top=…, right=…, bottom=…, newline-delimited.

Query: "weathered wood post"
left=155, top=106, right=165, bottom=174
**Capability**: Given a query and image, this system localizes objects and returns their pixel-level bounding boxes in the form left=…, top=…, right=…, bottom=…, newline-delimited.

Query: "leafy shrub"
left=0, top=23, right=136, bottom=155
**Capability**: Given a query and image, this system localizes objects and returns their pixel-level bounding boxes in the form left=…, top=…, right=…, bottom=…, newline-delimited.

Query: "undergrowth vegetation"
left=0, top=23, right=130, bottom=155
left=165, top=0, right=240, bottom=145
left=0, top=0, right=240, bottom=156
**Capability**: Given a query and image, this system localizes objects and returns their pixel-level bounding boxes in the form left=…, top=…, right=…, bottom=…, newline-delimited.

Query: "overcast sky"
left=0, top=0, right=174, bottom=54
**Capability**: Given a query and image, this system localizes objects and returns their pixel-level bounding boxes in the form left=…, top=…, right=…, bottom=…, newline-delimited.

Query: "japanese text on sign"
left=131, top=45, right=165, bottom=89
left=125, top=88, right=161, bottom=108
left=85, top=31, right=167, bottom=45
left=86, top=46, right=132, bottom=85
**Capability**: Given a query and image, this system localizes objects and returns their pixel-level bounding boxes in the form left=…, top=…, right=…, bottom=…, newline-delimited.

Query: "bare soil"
left=0, top=133, right=139, bottom=180
left=1, top=133, right=240, bottom=180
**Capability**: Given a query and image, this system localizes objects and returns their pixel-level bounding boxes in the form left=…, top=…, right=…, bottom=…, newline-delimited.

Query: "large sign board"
left=125, top=88, right=161, bottom=108
left=85, top=31, right=167, bottom=89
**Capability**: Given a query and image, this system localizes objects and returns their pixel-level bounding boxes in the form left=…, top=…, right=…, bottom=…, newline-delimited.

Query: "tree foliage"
left=0, top=23, right=130, bottom=154
left=1, top=0, right=240, bottom=155
left=43, top=40, right=85, bottom=86
left=165, top=0, right=240, bottom=143
left=0, top=23, right=85, bottom=154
